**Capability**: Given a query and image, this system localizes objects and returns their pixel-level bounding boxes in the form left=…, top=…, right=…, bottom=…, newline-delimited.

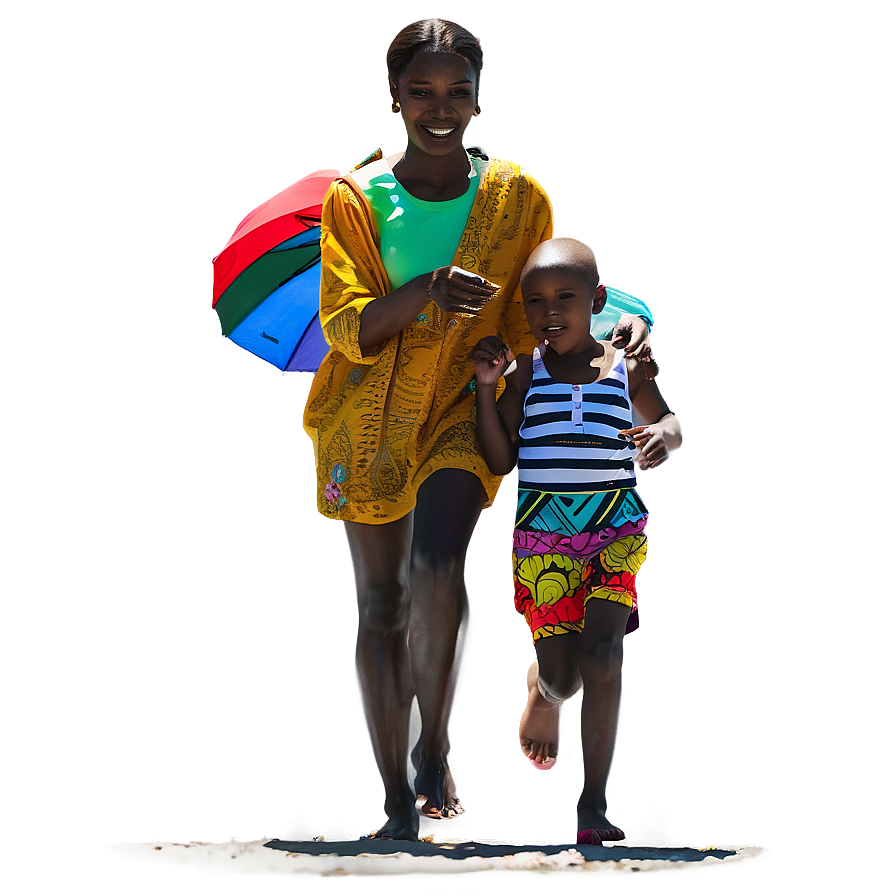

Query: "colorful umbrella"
left=212, top=169, right=339, bottom=371
left=213, top=168, right=657, bottom=372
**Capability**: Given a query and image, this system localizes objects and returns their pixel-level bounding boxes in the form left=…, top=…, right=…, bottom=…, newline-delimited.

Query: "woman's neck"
left=393, top=145, right=472, bottom=201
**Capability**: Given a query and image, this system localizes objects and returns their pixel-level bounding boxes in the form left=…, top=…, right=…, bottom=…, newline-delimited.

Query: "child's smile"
left=522, top=268, right=605, bottom=356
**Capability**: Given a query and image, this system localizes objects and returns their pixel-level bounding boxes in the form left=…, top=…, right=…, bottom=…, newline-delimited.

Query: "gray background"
left=4, top=1, right=892, bottom=893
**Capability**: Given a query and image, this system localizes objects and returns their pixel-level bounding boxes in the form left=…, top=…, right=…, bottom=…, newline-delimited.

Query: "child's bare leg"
left=519, top=634, right=582, bottom=766
left=344, top=516, right=418, bottom=840
left=408, top=469, right=485, bottom=819
left=576, top=599, right=630, bottom=840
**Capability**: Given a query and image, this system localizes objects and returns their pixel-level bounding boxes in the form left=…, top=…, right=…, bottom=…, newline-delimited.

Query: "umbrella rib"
left=277, top=254, right=321, bottom=291
left=284, top=315, right=324, bottom=371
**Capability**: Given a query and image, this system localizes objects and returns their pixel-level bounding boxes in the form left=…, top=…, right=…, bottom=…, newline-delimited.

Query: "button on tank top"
left=517, top=346, right=638, bottom=493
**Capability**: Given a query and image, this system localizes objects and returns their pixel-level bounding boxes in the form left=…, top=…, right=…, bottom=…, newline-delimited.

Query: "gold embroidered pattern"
left=303, top=156, right=554, bottom=523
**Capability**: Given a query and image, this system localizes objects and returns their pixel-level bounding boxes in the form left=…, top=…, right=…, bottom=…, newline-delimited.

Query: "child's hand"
left=470, top=336, right=515, bottom=387
left=619, top=422, right=675, bottom=469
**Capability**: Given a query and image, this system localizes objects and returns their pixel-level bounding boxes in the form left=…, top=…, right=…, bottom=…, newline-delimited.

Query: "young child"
left=472, top=238, right=681, bottom=844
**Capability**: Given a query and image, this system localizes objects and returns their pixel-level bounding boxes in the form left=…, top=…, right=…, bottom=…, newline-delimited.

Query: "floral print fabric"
left=513, top=488, right=648, bottom=641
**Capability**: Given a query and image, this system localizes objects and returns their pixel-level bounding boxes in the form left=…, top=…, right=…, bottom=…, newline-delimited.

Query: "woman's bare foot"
left=411, top=746, right=464, bottom=819
left=519, top=661, right=560, bottom=767
left=365, top=798, right=420, bottom=841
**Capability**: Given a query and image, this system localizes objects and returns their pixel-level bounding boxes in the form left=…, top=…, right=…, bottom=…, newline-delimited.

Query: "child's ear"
left=593, top=284, right=607, bottom=314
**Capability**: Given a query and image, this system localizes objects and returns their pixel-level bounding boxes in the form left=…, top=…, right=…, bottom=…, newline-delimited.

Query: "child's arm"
left=621, top=356, right=682, bottom=470
left=471, top=336, right=533, bottom=475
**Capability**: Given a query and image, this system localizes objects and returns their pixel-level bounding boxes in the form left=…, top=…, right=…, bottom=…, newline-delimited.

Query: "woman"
left=303, top=19, right=649, bottom=840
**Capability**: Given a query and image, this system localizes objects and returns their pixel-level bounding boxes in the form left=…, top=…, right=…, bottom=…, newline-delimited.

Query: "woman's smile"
left=393, top=51, right=478, bottom=161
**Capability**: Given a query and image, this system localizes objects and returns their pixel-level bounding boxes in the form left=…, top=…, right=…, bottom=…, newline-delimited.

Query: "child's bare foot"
left=411, top=745, right=464, bottom=819
left=519, top=661, right=560, bottom=768
left=576, top=807, right=625, bottom=844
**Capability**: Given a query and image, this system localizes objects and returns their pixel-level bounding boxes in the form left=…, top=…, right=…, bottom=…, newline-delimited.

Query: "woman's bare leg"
left=576, top=599, right=630, bottom=840
left=344, top=515, right=417, bottom=840
left=408, top=469, right=486, bottom=818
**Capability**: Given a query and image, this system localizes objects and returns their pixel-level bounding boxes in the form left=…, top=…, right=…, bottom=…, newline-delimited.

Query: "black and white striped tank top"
left=517, top=346, right=638, bottom=493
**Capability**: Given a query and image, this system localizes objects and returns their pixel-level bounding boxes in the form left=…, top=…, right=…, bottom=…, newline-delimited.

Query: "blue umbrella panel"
left=216, top=226, right=330, bottom=372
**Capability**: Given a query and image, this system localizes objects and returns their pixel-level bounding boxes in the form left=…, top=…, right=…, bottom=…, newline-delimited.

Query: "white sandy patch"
left=110, top=838, right=761, bottom=876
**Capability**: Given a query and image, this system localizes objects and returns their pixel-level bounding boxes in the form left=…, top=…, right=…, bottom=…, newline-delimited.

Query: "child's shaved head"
left=521, top=238, right=600, bottom=290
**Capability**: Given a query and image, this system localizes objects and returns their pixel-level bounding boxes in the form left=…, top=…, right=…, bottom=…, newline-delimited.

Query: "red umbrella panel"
left=212, top=169, right=338, bottom=371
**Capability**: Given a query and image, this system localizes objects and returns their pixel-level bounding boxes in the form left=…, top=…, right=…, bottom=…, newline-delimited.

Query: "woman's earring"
left=392, top=101, right=400, bottom=113
left=474, top=105, right=481, bottom=116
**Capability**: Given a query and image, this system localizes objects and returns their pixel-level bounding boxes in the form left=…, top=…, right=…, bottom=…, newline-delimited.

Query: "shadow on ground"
left=266, top=837, right=744, bottom=863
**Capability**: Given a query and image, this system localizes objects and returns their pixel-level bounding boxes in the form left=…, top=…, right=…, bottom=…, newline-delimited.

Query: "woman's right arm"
left=318, top=180, right=393, bottom=364
left=356, top=272, right=432, bottom=355
left=320, top=180, right=500, bottom=359
left=358, top=267, right=499, bottom=356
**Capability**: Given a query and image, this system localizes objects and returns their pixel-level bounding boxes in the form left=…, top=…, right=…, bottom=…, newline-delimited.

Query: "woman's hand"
left=358, top=266, right=497, bottom=354
left=470, top=336, right=514, bottom=388
left=428, top=266, right=499, bottom=317
left=610, top=314, right=649, bottom=353
left=611, top=315, right=658, bottom=380
left=618, top=416, right=680, bottom=470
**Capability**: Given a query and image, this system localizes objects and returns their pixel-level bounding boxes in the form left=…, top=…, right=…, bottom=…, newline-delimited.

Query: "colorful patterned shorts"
left=513, top=488, right=648, bottom=642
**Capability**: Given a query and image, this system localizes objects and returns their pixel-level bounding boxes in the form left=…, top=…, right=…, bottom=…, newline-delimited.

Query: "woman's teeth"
left=424, top=127, right=455, bottom=136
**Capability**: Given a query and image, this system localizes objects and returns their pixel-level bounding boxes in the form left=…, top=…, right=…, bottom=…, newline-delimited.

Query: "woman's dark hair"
left=387, top=19, right=483, bottom=88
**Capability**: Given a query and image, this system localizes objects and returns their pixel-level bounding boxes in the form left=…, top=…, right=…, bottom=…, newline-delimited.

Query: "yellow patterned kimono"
left=303, top=151, right=553, bottom=523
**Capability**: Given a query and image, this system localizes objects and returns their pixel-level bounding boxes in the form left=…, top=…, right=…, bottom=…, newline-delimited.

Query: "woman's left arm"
left=594, top=288, right=655, bottom=374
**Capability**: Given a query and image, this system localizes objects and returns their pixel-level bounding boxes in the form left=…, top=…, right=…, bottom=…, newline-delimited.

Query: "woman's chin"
left=409, top=131, right=469, bottom=157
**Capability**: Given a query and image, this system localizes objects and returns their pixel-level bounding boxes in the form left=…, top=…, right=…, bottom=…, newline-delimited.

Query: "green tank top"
left=363, top=167, right=480, bottom=289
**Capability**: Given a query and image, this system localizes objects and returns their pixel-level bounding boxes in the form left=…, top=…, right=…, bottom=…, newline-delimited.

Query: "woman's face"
left=391, top=51, right=478, bottom=158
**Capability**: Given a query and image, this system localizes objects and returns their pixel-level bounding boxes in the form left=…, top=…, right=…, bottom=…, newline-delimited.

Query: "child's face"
left=522, top=267, right=605, bottom=354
